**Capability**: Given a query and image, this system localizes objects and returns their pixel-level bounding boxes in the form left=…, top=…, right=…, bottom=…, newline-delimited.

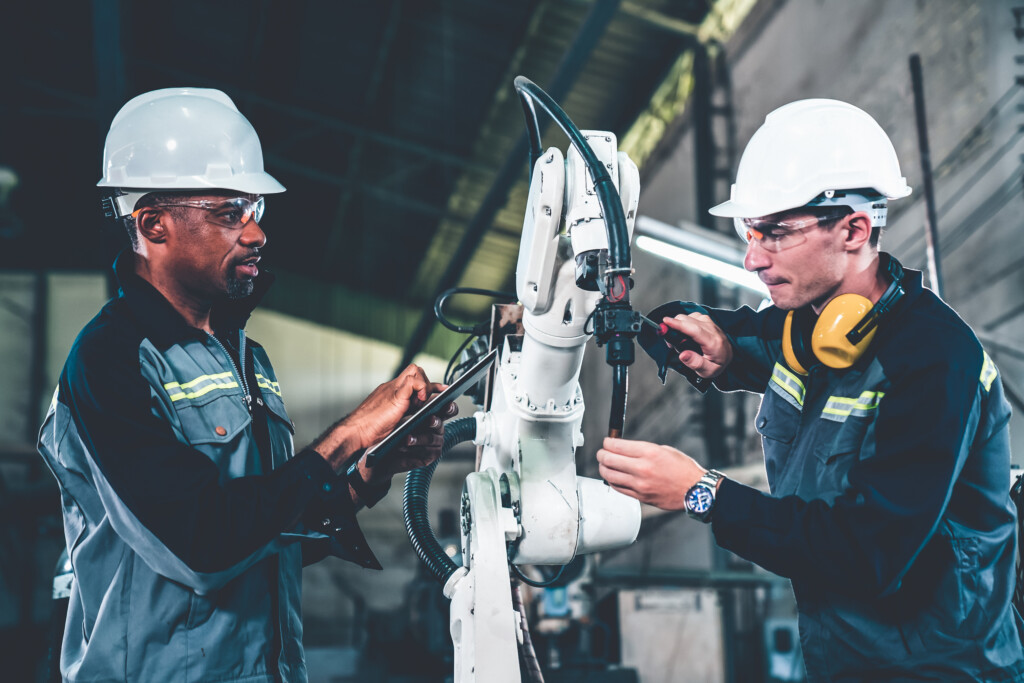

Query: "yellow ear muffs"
left=810, top=294, right=877, bottom=369
left=783, top=295, right=879, bottom=374
left=781, top=254, right=906, bottom=374
left=782, top=307, right=817, bottom=375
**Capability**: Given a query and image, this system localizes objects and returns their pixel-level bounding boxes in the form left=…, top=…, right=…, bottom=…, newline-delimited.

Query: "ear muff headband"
left=782, top=254, right=906, bottom=374
left=848, top=254, right=905, bottom=345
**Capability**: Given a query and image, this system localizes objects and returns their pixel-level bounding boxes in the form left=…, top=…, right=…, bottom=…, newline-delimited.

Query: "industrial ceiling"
left=1, top=0, right=757, bottom=362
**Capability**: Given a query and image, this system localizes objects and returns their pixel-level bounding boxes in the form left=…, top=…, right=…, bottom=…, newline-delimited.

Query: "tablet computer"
left=364, top=349, right=498, bottom=465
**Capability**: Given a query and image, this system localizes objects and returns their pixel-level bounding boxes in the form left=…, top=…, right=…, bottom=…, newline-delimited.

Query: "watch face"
left=685, top=485, right=714, bottom=515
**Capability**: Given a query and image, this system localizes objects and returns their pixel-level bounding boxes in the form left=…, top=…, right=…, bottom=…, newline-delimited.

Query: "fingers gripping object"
left=637, top=302, right=712, bottom=392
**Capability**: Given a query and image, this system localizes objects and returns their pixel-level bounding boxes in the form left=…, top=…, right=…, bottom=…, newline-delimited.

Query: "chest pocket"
left=756, top=368, right=806, bottom=492
left=758, top=362, right=805, bottom=443
left=166, top=373, right=253, bottom=476
left=812, top=390, right=883, bottom=498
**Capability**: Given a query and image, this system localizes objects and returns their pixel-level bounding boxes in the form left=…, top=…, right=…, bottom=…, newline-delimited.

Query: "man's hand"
left=662, top=312, right=733, bottom=379
left=596, top=437, right=707, bottom=510
left=348, top=364, right=445, bottom=450
left=356, top=401, right=458, bottom=486
left=311, top=364, right=448, bottom=474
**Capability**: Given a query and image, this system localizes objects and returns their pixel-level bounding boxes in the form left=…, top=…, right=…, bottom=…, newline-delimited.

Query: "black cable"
left=511, top=562, right=569, bottom=588
left=513, top=76, right=631, bottom=278
left=512, top=581, right=546, bottom=683
left=608, top=364, right=628, bottom=437
left=446, top=352, right=487, bottom=386
left=444, top=334, right=480, bottom=385
left=518, top=91, right=544, bottom=175
left=434, top=287, right=517, bottom=334
left=404, top=417, right=478, bottom=585
left=582, top=307, right=598, bottom=336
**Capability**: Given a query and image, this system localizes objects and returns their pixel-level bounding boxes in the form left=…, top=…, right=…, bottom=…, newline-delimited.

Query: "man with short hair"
left=39, top=88, right=452, bottom=682
left=599, top=99, right=1024, bottom=681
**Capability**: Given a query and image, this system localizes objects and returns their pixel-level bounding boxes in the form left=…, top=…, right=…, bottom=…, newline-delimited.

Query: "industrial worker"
left=37, top=88, right=454, bottom=682
left=598, top=99, right=1024, bottom=681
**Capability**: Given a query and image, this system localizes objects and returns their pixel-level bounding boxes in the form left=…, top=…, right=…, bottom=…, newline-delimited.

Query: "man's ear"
left=135, top=207, right=169, bottom=244
left=842, top=211, right=872, bottom=251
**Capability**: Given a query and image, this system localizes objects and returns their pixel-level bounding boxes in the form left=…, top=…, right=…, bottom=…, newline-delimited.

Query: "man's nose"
left=744, top=239, right=770, bottom=272
left=241, top=218, right=267, bottom=248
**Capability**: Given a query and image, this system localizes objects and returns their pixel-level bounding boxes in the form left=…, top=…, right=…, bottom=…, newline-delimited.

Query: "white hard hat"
left=98, top=88, right=285, bottom=211
left=709, top=99, right=911, bottom=225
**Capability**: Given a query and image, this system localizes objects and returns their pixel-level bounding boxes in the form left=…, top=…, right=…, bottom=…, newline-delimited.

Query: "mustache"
left=236, top=249, right=261, bottom=264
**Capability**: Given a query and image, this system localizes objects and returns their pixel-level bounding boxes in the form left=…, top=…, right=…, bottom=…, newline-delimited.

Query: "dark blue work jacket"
left=681, top=261, right=1024, bottom=681
left=38, top=252, right=378, bottom=682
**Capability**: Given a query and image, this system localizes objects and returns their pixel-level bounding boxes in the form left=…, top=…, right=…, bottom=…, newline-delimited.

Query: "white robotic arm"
left=445, top=131, right=642, bottom=683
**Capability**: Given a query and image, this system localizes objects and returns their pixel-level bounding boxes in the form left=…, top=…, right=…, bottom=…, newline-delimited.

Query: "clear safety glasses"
left=738, top=211, right=848, bottom=253
left=133, top=196, right=265, bottom=229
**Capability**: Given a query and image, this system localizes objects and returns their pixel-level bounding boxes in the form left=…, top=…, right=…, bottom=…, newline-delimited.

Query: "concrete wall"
left=602, top=0, right=1024, bottom=522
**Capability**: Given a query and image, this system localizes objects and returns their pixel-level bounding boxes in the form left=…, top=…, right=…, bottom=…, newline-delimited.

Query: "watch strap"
left=346, top=460, right=391, bottom=508
left=686, top=469, right=725, bottom=522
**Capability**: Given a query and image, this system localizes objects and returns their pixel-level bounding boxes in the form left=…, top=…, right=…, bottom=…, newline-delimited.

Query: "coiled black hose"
left=404, top=416, right=477, bottom=585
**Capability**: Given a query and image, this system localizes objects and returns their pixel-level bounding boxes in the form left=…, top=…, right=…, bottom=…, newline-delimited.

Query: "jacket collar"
left=112, top=249, right=275, bottom=348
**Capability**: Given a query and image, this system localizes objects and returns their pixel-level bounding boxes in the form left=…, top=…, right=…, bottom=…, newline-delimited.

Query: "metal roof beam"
left=136, top=59, right=492, bottom=174
left=397, top=0, right=624, bottom=372
left=323, top=0, right=404, bottom=271
left=266, top=154, right=474, bottom=224
left=619, top=1, right=701, bottom=36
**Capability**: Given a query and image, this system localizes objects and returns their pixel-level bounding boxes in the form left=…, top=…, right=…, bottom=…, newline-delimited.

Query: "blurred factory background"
left=2, top=0, right=1023, bottom=681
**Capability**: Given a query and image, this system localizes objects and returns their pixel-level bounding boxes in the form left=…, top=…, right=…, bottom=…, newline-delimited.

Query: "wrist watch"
left=684, top=469, right=725, bottom=522
left=346, top=461, right=392, bottom=508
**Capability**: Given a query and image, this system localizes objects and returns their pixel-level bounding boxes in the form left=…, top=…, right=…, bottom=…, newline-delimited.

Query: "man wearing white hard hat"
left=599, top=99, right=1024, bottom=680
left=38, top=88, right=455, bottom=682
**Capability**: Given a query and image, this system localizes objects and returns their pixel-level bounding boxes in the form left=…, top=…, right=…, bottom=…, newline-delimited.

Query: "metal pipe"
left=594, top=567, right=787, bottom=589
left=909, top=54, right=944, bottom=296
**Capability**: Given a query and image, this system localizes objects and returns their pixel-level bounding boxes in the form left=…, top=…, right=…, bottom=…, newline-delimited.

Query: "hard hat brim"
left=97, top=171, right=286, bottom=195
left=709, top=184, right=911, bottom=220
left=708, top=197, right=802, bottom=219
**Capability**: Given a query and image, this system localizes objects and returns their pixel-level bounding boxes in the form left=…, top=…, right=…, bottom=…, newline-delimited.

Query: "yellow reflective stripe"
left=167, top=381, right=240, bottom=402
left=822, top=391, right=884, bottom=421
left=255, top=374, right=282, bottom=397
left=164, top=372, right=239, bottom=402
left=774, top=363, right=805, bottom=393
left=164, top=371, right=235, bottom=392
left=981, top=352, right=997, bottom=392
left=771, top=363, right=805, bottom=407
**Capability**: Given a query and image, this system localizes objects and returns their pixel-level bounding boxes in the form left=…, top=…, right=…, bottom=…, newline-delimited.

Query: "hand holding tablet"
left=364, top=349, right=497, bottom=466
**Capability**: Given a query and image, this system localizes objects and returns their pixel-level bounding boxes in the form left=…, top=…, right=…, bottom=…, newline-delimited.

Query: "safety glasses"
left=738, top=211, right=848, bottom=253
left=133, top=196, right=265, bottom=229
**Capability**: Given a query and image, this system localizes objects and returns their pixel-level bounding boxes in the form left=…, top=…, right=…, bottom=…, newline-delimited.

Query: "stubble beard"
left=226, top=275, right=255, bottom=300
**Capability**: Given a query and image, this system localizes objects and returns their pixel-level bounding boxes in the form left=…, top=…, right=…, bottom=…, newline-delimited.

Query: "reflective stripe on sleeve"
left=981, top=352, right=998, bottom=392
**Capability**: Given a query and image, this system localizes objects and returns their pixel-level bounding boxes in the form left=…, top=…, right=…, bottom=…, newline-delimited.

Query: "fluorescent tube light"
left=635, top=236, right=768, bottom=295
left=634, top=215, right=768, bottom=295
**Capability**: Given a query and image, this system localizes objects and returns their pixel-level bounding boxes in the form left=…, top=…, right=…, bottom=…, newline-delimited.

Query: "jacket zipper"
left=208, top=330, right=283, bottom=679
left=207, top=331, right=252, bottom=413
